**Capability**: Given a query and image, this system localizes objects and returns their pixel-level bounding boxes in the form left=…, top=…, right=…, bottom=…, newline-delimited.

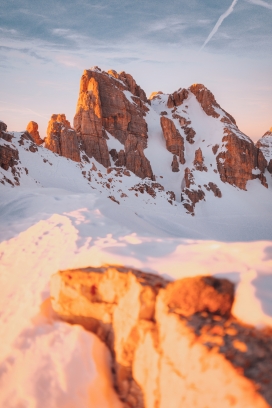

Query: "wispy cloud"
left=51, top=28, right=88, bottom=44
left=0, top=27, right=17, bottom=35
left=147, top=18, right=186, bottom=33
left=0, top=103, right=49, bottom=119
left=246, top=0, right=272, bottom=9
left=201, top=0, right=239, bottom=49
left=0, top=46, right=50, bottom=63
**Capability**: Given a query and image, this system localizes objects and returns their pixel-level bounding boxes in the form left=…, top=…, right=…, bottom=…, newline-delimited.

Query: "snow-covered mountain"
left=1, top=66, right=272, bottom=238
left=1, top=67, right=272, bottom=408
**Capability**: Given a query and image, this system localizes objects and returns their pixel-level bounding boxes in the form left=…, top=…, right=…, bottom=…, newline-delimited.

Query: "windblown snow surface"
left=1, top=115, right=272, bottom=407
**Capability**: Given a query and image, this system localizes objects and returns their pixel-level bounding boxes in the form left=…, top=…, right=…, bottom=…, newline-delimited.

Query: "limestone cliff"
left=74, top=67, right=153, bottom=179
left=0, top=121, right=20, bottom=186
left=150, top=81, right=270, bottom=215
left=26, top=121, right=43, bottom=145
left=216, top=126, right=268, bottom=190
left=45, top=114, right=81, bottom=162
left=160, top=116, right=185, bottom=166
left=256, top=128, right=272, bottom=174
left=51, top=265, right=272, bottom=408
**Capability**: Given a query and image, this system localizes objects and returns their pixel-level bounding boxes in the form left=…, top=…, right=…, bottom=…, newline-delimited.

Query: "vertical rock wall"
left=26, top=121, right=43, bottom=145
left=45, top=114, right=81, bottom=162
left=216, top=128, right=268, bottom=190
left=74, top=68, right=153, bottom=179
left=160, top=116, right=185, bottom=165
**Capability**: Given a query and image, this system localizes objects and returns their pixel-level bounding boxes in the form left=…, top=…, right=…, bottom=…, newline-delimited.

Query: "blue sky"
left=0, top=0, right=271, bottom=140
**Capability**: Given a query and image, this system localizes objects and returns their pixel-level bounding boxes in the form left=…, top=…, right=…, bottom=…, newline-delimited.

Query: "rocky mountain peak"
left=2, top=67, right=271, bottom=216
left=256, top=128, right=272, bottom=174
left=0, top=121, right=8, bottom=133
left=189, top=83, right=221, bottom=119
left=45, top=113, right=80, bottom=162
left=149, top=91, right=163, bottom=101
left=264, top=127, right=272, bottom=136
left=26, top=121, right=43, bottom=145
left=0, top=121, right=20, bottom=185
left=74, top=68, right=153, bottom=178
left=167, top=88, right=189, bottom=109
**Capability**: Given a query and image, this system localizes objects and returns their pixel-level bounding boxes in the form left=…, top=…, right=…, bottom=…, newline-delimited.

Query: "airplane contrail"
left=201, top=0, right=239, bottom=49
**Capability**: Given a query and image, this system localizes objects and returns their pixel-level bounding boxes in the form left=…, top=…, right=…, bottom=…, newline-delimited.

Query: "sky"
left=0, top=0, right=271, bottom=141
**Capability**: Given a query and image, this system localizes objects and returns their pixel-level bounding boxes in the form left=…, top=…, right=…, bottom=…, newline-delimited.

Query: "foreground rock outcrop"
left=51, top=265, right=272, bottom=408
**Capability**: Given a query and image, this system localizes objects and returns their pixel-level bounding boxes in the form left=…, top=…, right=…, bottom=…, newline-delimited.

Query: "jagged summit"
left=256, top=128, right=272, bottom=174
left=26, top=121, right=43, bottom=146
left=1, top=67, right=271, bottom=216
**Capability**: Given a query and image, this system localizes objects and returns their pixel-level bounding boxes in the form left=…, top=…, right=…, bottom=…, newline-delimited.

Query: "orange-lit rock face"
left=0, top=143, right=19, bottom=171
left=194, top=147, right=207, bottom=172
left=0, top=121, right=21, bottom=186
left=74, top=68, right=153, bottom=178
left=217, top=128, right=268, bottom=190
left=164, top=276, right=234, bottom=317
left=160, top=116, right=185, bottom=165
left=26, top=121, right=43, bottom=145
left=189, top=84, right=221, bottom=118
left=51, top=266, right=167, bottom=407
left=167, top=88, right=189, bottom=109
left=256, top=129, right=272, bottom=174
left=184, top=167, right=194, bottom=189
left=0, top=121, right=18, bottom=171
left=148, top=91, right=163, bottom=101
left=119, top=71, right=148, bottom=103
left=45, top=114, right=80, bottom=162
left=189, top=84, right=237, bottom=125
left=51, top=266, right=272, bottom=408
